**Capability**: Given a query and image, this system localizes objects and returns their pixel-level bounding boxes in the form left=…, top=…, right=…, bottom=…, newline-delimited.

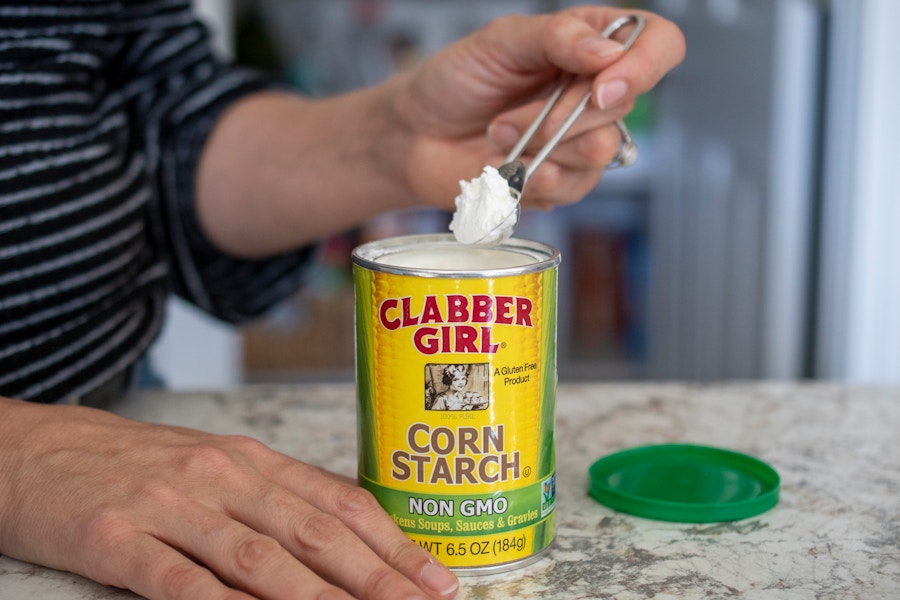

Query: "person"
left=0, top=2, right=684, bottom=599
left=430, top=365, right=488, bottom=411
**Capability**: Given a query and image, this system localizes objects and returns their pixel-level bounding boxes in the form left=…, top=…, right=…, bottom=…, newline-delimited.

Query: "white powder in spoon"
left=449, top=166, right=518, bottom=246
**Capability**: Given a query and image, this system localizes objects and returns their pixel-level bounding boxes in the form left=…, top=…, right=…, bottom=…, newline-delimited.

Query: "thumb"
left=479, top=12, right=627, bottom=77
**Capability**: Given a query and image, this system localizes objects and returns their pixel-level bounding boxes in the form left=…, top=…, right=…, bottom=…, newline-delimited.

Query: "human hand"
left=0, top=398, right=458, bottom=599
left=395, top=7, right=685, bottom=210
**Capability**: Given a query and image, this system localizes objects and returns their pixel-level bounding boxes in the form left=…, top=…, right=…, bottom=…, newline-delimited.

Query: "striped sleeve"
left=0, top=1, right=313, bottom=403
left=117, top=2, right=315, bottom=323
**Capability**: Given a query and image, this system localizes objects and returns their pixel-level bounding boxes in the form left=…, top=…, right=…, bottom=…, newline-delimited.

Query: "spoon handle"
left=524, top=88, right=592, bottom=181
left=504, top=75, right=574, bottom=166
left=502, top=14, right=646, bottom=186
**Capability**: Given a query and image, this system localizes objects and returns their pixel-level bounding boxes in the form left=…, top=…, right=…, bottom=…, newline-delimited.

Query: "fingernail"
left=580, top=36, right=625, bottom=57
left=596, top=79, right=628, bottom=110
left=488, top=122, right=520, bottom=150
left=420, top=561, right=459, bottom=597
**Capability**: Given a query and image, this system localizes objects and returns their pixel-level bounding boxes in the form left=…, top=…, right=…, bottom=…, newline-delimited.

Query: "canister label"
left=354, top=241, right=557, bottom=570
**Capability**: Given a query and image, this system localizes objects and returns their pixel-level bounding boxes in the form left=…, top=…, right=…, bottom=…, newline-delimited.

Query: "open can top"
left=352, top=234, right=560, bottom=278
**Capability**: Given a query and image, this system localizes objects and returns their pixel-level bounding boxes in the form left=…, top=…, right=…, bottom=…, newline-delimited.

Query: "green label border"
left=360, top=474, right=555, bottom=537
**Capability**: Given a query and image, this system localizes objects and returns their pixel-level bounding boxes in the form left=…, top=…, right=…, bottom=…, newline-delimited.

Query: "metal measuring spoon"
left=472, top=14, right=646, bottom=247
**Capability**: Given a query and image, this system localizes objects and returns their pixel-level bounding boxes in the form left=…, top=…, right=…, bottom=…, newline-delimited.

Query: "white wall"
left=648, top=0, right=820, bottom=380
left=193, top=0, right=234, bottom=59
left=150, top=298, right=242, bottom=389
left=816, top=0, right=900, bottom=382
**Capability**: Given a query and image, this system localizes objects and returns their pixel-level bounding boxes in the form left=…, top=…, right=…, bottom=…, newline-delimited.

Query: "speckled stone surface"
left=1, top=383, right=898, bottom=599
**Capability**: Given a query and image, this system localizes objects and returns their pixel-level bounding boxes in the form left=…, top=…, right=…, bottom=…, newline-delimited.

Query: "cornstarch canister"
left=352, top=233, right=559, bottom=573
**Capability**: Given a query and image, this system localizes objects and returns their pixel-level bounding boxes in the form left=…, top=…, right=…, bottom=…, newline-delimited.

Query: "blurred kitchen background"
left=150, top=0, right=899, bottom=388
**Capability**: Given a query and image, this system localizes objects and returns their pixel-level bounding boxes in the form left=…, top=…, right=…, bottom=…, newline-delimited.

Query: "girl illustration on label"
left=426, top=364, right=489, bottom=411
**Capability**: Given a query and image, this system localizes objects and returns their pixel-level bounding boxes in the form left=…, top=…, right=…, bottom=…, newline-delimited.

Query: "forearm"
left=0, top=396, right=55, bottom=560
left=0, top=397, right=24, bottom=530
left=194, top=75, right=420, bottom=259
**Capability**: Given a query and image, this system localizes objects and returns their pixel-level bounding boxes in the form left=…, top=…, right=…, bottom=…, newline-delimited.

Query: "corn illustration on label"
left=353, top=235, right=559, bottom=572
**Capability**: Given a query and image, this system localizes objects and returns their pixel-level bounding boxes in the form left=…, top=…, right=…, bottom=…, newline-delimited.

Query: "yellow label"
left=355, top=262, right=557, bottom=569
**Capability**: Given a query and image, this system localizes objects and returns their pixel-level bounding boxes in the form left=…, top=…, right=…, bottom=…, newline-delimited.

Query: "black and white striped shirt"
left=1, top=1, right=312, bottom=403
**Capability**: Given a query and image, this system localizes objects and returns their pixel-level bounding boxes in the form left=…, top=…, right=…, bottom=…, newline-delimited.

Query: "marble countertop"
left=1, top=382, right=898, bottom=599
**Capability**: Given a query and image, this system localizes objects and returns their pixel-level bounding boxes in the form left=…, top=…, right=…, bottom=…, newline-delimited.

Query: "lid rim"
left=588, top=443, right=780, bottom=523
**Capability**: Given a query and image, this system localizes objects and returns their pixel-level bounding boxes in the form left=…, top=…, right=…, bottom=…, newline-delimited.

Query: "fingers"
left=188, top=448, right=458, bottom=600
left=551, top=121, right=629, bottom=174
left=479, top=8, right=684, bottom=97
left=308, top=471, right=460, bottom=599
left=248, top=495, right=432, bottom=599
left=586, top=10, right=686, bottom=106
left=98, top=533, right=260, bottom=600
left=399, top=5, right=682, bottom=211
left=508, top=122, right=626, bottom=209
left=487, top=78, right=633, bottom=162
left=76, top=428, right=454, bottom=600
left=275, top=464, right=460, bottom=599
left=477, top=12, right=628, bottom=77
left=154, top=501, right=354, bottom=600
left=484, top=8, right=676, bottom=171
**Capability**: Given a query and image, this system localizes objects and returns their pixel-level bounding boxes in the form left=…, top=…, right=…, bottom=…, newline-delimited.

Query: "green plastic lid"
left=589, top=443, right=780, bottom=523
